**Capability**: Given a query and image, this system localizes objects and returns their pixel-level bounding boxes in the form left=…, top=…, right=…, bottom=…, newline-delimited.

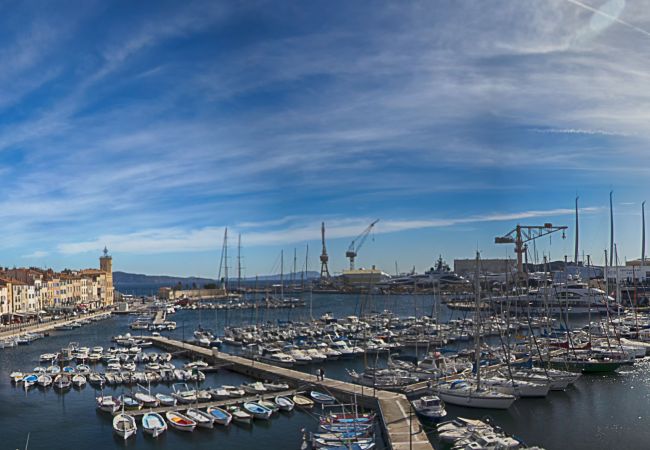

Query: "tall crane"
left=319, top=222, right=330, bottom=279
left=495, top=223, right=567, bottom=278
left=346, top=219, right=379, bottom=270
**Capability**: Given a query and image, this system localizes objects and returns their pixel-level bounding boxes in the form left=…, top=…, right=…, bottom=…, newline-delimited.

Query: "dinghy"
left=53, top=374, right=72, bottom=391
left=186, top=408, right=215, bottom=428
left=96, top=395, right=120, bottom=414
left=142, top=412, right=167, bottom=438
left=243, top=402, right=273, bottom=420
left=293, top=394, right=315, bottom=408
left=227, top=406, right=252, bottom=424
left=113, top=413, right=137, bottom=440
left=22, top=374, right=38, bottom=389
left=37, top=374, right=52, bottom=387
left=72, top=374, right=86, bottom=388
left=275, top=396, right=295, bottom=412
left=155, top=392, right=177, bottom=406
left=207, top=406, right=232, bottom=426
left=134, top=392, right=159, bottom=408
left=310, top=391, right=336, bottom=405
left=166, top=411, right=196, bottom=432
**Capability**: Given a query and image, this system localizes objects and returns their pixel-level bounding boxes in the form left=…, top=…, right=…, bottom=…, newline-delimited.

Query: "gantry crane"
left=346, top=219, right=379, bottom=270
left=495, top=223, right=567, bottom=278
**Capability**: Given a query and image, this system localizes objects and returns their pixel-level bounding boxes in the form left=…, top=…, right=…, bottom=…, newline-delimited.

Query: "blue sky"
left=1, top=0, right=650, bottom=277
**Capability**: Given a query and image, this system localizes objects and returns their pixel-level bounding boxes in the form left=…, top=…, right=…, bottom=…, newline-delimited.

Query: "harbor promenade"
left=0, top=310, right=111, bottom=340
left=149, top=336, right=434, bottom=450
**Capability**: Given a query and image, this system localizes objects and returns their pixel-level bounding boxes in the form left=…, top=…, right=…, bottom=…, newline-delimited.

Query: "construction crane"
left=495, top=223, right=567, bottom=278
left=346, top=219, right=379, bottom=270
left=320, top=222, right=330, bottom=279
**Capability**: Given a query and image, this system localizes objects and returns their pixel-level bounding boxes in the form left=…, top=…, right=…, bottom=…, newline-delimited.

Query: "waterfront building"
left=0, top=250, right=114, bottom=322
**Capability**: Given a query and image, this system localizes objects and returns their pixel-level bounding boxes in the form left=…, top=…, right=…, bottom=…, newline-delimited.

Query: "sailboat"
left=436, top=252, right=517, bottom=410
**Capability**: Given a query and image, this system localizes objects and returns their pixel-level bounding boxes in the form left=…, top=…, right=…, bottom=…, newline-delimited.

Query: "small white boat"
left=243, top=402, right=273, bottom=420
left=142, top=412, right=167, bottom=438
left=113, top=413, right=137, bottom=440
left=155, top=393, right=177, bottom=406
left=96, top=395, right=120, bottom=414
left=310, top=391, right=336, bottom=405
left=227, top=406, right=252, bottom=424
left=53, top=374, right=72, bottom=391
left=37, top=374, right=53, bottom=387
left=166, top=411, right=196, bottom=432
left=134, top=392, right=159, bottom=408
left=207, top=406, right=232, bottom=426
left=275, top=396, right=295, bottom=412
left=186, top=408, right=214, bottom=428
left=293, top=394, right=314, bottom=409
left=412, top=395, right=447, bottom=422
left=72, top=374, right=86, bottom=388
left=10, top=371, right=24, bottom=383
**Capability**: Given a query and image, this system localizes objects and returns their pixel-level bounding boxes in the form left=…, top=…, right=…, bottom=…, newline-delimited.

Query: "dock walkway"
left=118, top=389, right=297, bottom=417
left=0, top=310, right=111, bottom=340
left=149, top=336, right=433, bottom=450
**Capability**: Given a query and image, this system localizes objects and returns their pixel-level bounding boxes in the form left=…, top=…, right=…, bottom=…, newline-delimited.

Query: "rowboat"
left=207, top=406, right=233, bottom=426
left=293, top=394, right=315, bottom=408
left=134, top=392, right=159, bottom=408
left=258, top=400, right=279, bottom=414
left=275, top=396, right=295, bottom=412
left=37, top=374, right=52, bottom=387
left=119, top=394, right=143, bottom=410
left=166, top=411, right=196, bottom=432
left=142, top=412, right=167, bottom=438
left=243, top=402, right=273, bottom=420
left=227, top=406, right=252, bottom=424
left=10, top=371, right=24, bottom=383
left=22, top=374, right=38, bottom=389
left=53, top=374, right=72, bottom=391
left=113, top=413, right=137, bottom=440
left=72, top=374, right=86, bottom=388
left=310, top=391, right=336, bottom=405
left=96, top=395, right=120, bottom=414
left=186, top=408, right=215, bottom=428
left=155, top=393, right=177, bottom=406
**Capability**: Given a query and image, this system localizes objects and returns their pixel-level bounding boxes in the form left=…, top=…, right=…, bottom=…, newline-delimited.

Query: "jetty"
left=149, top=336, right=433, bottom=450
left=0, top=310, right=111, bottom=340
left=116, top=388, right=297, bottom=417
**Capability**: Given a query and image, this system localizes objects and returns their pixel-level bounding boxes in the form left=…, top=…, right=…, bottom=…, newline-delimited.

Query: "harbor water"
left=1, top=292, right=649, bottom=449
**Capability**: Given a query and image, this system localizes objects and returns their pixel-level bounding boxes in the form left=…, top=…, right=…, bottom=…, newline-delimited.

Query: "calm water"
left=1, top=293, right=649, bottom=449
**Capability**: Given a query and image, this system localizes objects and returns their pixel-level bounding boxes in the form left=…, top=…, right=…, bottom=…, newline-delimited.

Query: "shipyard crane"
left=320, top=222, right=331, bottom=279
left=346, top=219, right=379, bottom=270
left=495, top=223, right=567, bottom=279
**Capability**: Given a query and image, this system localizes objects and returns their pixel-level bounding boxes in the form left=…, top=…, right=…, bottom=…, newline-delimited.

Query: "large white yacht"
left=490, top=278, right=616, bottom=315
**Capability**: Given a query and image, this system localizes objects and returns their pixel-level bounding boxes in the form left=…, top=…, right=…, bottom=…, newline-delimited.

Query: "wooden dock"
left=148, top=336, right=434, bottom=450
left=152, top=310, right=166, bottom=325
left=116, top=389, right=297, bottom=417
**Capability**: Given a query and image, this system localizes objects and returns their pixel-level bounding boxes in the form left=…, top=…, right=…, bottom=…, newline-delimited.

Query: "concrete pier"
left=0, top=310, right=111, bottom=340
left=148, top=336, right=434, bottom=450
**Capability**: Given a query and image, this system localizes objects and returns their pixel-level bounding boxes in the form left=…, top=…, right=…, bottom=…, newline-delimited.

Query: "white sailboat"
left=436, top=252, right=516, bottom=410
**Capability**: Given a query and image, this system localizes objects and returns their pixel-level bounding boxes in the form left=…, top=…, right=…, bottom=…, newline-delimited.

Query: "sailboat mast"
left=302, top=245, right=308, bottom=291
left=575, top=196, right=579, bottom=264
left=280, top=250, right=284, bottom=301
left=610, top=191, right=614, bottom=267
left=237, top=234, right=242, bottom=291
left=642, top=201, right=646, bottom=269
left=293, top=248, right=297, bottom=287
left=474, top=251, right=481, bottom=390
left=224, top=228, right=229, bottom=294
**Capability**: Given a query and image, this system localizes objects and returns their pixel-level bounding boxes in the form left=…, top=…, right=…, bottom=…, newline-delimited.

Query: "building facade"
left=0, top=250, right=114, bottom=322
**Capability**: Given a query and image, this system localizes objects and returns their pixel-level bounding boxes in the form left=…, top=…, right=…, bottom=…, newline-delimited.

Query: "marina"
left=2, top=290, right=650, bottom=449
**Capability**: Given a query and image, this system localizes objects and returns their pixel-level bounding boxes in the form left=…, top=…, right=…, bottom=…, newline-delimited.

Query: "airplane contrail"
left=566, top=0, right=650, bottom=39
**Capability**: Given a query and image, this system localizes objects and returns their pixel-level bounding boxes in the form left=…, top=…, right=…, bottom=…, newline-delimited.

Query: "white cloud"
left=57, top=206, right=600, bottom=255
left=22, top=250, right=49, bottom=259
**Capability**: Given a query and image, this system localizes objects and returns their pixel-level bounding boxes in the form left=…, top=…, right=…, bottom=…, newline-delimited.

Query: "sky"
left=1, top=0, right=650, bottom=277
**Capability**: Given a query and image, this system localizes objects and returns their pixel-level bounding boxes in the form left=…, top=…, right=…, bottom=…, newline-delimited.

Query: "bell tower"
left=99, top=246, right=114, bottom=307
left=100, top=246, right=112, bottom=274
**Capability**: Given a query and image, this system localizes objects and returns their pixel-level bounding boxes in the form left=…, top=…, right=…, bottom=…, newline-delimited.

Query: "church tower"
left=99, top=247, right=114, bottom=306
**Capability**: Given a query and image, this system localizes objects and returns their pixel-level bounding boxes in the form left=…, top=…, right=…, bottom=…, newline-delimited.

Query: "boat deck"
left=148, top=336, right=434, bottom=450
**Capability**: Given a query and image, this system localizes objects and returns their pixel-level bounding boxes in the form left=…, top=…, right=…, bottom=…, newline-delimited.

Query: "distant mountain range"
left=113, top=270, right=321, bottom=287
